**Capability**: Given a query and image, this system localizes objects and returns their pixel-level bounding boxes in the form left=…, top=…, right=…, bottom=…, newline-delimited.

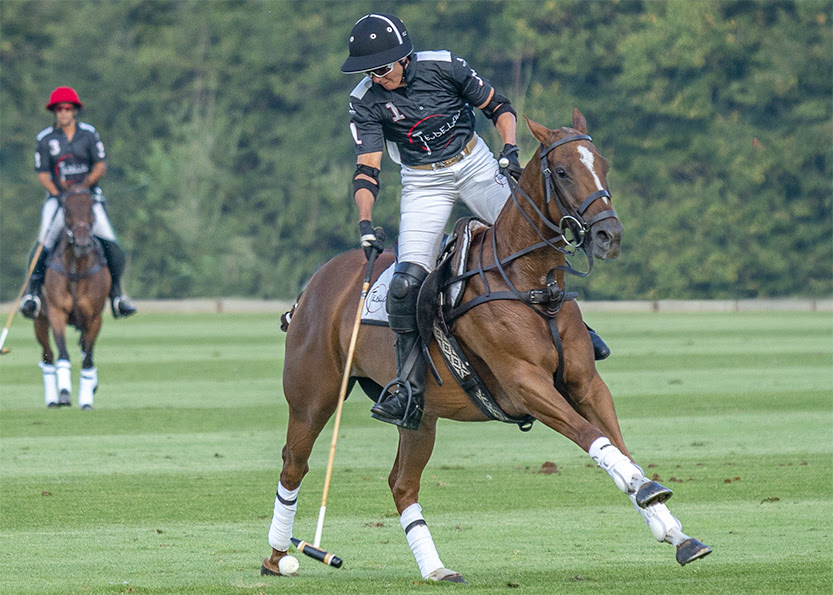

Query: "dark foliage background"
left=1, top=0, right=830, bottom=300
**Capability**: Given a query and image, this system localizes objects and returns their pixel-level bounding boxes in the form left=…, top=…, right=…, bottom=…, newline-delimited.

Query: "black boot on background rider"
left=587, top=326, right=611, bottom=360
left=371, top=262, right=429, bottom=431
left=19, top=243, right=51, bottom=320
left=99, top=238, right=137, bottom=318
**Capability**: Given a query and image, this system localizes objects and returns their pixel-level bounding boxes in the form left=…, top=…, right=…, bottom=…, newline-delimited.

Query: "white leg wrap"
left=589, top=437, right=645, bottom=494
left=268, top=482, right=300, bottom=552
left=629, top=494, right=686, bottom=545
left=56, top=359, right=72, bottom=396
left=79, top=367, right=97, bottom=407
left=401, top=503, right=444, bottom=579
left=39, top=362, right=58, bottom=405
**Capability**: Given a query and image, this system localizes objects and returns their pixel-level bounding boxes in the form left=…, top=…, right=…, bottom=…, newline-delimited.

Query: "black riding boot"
left=372, top=330, right=426, bottom=430
left=19, top=244, right=50, bottom=319
left=99, top=238, right=137, bottom=318
left=370, top=262, right=429, bottom=430
left=586, top=324, right=611, bottom=360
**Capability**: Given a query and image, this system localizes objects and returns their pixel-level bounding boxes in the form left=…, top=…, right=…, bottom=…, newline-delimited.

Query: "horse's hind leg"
left=263, top=387, right=341, bottom=575
left=388, top=417, right=465, bottom=583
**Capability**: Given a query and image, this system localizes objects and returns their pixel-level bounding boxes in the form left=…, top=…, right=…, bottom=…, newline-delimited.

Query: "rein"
left=48, top=217, right=105, bottom=281
left=444, top=134, right=617, bottom=388
left=449, top=134, right=616, bottom=319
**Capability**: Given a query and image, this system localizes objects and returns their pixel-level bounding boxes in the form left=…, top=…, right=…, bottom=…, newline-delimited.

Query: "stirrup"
left=111, top=295, right=137, bottom=318
left=371, top=379, right=422, bottom=430
left=19, top=294, right=41, bottom=319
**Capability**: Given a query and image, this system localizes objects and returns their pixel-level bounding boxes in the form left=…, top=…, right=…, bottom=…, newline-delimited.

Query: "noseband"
left=538, top=134, right=618, bottom=250
left=65, top=221, right=94, bottom=256
left=502, top=134, right=618, bottom=278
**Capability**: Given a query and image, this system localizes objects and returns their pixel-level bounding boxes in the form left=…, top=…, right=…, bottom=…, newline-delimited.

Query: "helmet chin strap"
left=399, top=56, right=410, bottom=84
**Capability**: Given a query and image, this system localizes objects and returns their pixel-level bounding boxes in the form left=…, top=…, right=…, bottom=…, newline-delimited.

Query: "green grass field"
left=1, top=310, right=831, bottom=594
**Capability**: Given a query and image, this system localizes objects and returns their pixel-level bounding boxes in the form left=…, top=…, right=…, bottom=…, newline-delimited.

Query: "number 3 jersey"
left=348, top=51, right=494, bottom=167
left=34, top=122, right=106, bottom=191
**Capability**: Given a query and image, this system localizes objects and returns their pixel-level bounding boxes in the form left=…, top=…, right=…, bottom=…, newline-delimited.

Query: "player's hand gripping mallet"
left=0, top=242, right=46, bottom=355
left=293, top=231, right=385, bottom=569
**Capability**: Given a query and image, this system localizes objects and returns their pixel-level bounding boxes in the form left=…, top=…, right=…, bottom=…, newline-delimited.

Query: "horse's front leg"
left=47, top=310, right=72, bottom=407
left=34, top=317, right=58, bottom=407
left=389, top=416, right=466, bottom=583
left=78, top=317, right=102, bottom=409
left=517, top=363, right=712, bottom=565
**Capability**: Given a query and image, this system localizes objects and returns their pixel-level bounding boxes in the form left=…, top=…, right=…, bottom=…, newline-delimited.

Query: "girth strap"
left=432, top=320, right=534, bottom=431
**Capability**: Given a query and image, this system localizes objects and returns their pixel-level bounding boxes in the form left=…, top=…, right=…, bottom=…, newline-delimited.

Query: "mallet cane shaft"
left=0, top=242, right=46, bottom=355
left=312, top=246, right=381, bottom=550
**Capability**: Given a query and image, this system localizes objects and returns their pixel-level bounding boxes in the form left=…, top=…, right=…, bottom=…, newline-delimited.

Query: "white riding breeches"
left=398, top=134, right=511, bottom=272
left=37, top=193, right=117, bottom=249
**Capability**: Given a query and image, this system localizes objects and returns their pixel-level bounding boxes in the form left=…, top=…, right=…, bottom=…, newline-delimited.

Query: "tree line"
left=1, top=0, right=830, bottom=301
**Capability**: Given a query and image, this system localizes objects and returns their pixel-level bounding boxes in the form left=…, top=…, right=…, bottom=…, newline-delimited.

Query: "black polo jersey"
left=34, top=122, right=106, bottom=190
left=348, top=50, right=494, bottom=167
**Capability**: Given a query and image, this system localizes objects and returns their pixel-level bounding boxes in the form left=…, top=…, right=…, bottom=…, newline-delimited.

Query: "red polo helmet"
left=46, top=87, right=83, bottom=111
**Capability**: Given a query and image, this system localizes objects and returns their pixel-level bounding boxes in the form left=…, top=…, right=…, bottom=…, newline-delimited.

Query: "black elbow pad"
left=481, top=93, right=517, bottom=125
left=353, top=164, right=380, bottom=199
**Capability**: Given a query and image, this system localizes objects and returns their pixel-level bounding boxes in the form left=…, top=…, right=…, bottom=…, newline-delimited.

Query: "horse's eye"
left=555, top=168, right=567, bottom=178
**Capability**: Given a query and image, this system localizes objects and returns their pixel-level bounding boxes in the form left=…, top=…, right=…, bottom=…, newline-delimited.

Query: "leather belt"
left=409, top=136, right=478, bottom=170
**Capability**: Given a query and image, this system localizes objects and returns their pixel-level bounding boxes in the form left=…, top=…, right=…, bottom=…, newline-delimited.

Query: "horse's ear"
left=525, top=116, right=551, bottom=144
left=572, top=108, right=588, bottom=134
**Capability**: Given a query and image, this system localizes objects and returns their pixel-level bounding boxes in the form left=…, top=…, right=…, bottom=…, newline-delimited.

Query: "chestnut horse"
left=34, top=189, right=110, bottom=409
left=263, top=111, right=711, bottom=581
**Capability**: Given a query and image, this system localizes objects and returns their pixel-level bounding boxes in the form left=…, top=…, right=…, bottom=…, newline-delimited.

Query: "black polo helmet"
left=341, top=13, right=413, bottom=74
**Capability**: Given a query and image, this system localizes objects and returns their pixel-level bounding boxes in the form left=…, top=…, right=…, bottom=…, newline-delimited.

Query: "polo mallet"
left=294, top=232, right=385, bottom=569
left=0, top=242, right=46, bottom=355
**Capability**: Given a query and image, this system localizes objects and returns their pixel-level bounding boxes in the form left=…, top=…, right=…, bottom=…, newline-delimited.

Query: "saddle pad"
left=447, top=218, right=487, bottom=308
left=361, top=263, right=393, bottom=325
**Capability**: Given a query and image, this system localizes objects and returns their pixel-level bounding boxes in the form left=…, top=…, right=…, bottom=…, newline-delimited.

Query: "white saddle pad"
left=361, top=263, right=393, bottom=325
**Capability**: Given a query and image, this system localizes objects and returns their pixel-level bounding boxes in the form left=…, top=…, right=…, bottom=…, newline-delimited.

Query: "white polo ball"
left=278, top=554, right=299, bottom=576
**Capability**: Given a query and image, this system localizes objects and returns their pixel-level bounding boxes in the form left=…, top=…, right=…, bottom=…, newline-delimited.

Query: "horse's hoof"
left=635, top=480, right=673, bottom=508
left=58, top=390, right=71, bottom=407
left=676, top=538, right=712, bottom=566
left=260, top=549, right=291, bottom=577
left=427, top=568, right=466, bottom=583
left=81, top=404, right=93, bottom=411
left=47, top=403, right=59, bottom=409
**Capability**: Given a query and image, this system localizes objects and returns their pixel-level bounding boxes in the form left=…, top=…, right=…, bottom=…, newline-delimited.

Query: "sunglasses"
left=365, top=62, right=395, bottom=78
left=54, top=104, right=76, bottom=112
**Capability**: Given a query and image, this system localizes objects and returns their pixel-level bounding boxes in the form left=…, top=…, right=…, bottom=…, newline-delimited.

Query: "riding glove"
left=498, top=144, right=523, bottom=181
left=359, top=220, right=385, bottom=260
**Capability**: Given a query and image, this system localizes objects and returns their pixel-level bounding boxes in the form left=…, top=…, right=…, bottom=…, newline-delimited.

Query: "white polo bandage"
left=55, top=359, right=72, bottom=395
left=268, top=482, right=300, bottom=552
left=589, top=437, right=645, bottom=494
left=401, top=503, right=444, bottom=578
left=39, top=362, right=58, bottom=405
left=79, top=367, right=97, bottom=407
left=630, top=494, right=684, bottom=545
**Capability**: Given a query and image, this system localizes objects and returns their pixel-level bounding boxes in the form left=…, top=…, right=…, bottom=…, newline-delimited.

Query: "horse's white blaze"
left=577, top=146, right=610, bottom=205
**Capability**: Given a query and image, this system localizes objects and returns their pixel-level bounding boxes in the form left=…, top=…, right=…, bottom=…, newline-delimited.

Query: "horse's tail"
left=280, top=292, right=303, bottom=332
left=280, top=302, right=297, bottom=332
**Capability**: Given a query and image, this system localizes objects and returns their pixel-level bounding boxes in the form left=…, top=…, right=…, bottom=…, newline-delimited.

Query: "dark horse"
left=34, top=189, right=110, bottom=409
left=263, top=111, right=711, bottom=581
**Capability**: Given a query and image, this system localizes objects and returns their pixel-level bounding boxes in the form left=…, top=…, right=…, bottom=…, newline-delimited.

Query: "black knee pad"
left=387, top=262, right=428, bottom=333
